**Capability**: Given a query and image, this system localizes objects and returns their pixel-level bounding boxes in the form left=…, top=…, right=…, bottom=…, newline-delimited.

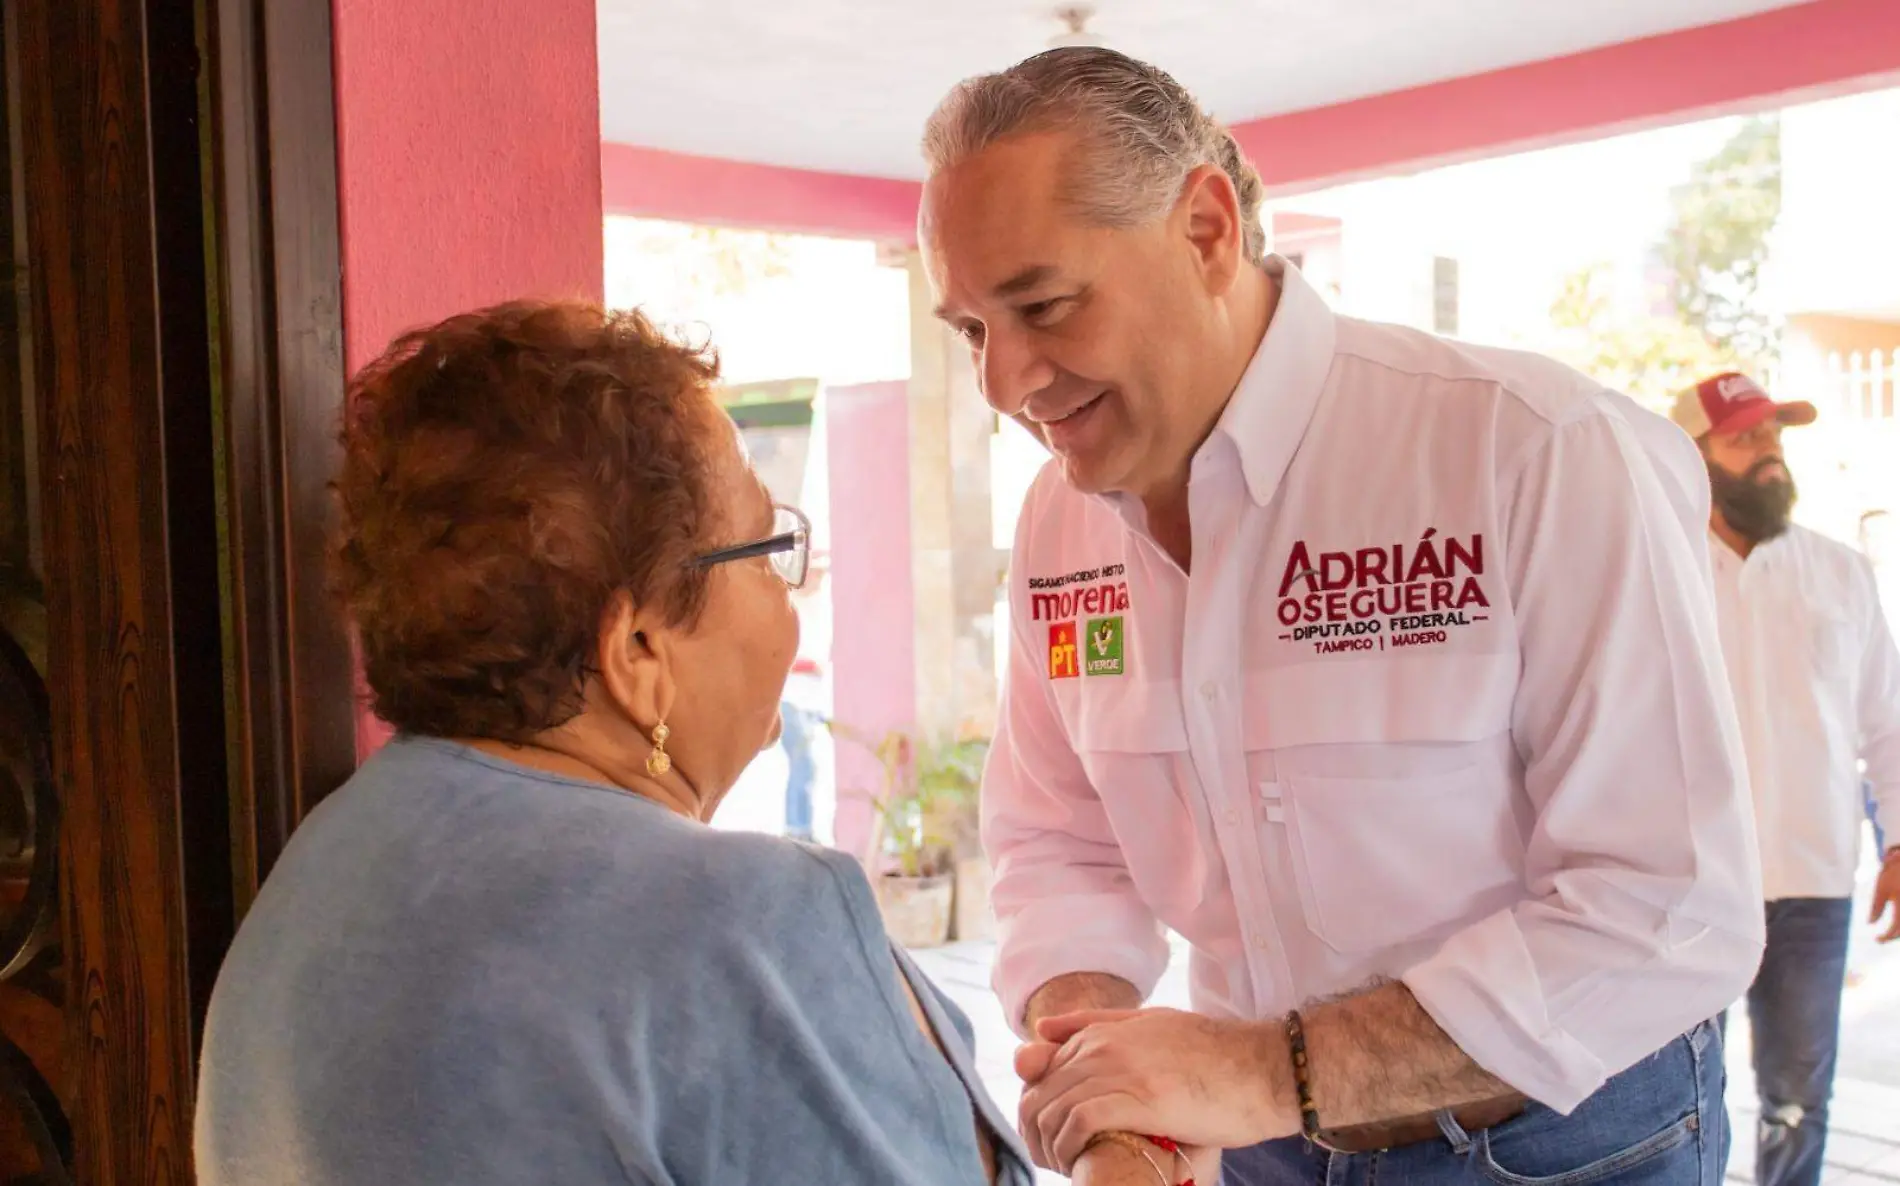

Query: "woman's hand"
left=1069, top=1136, right=1219, bottom=1185
left=1069, top=1141, right=1157, bottom=1186
left=1872, top=848, right=1900, bottom=943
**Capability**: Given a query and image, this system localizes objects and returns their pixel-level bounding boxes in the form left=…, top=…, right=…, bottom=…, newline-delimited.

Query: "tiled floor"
left=914, top=928, right=1900, bottom=1185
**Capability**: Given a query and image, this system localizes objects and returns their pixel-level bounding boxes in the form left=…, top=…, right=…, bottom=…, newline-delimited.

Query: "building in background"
left=1767, top=86, right=1900, bottom=540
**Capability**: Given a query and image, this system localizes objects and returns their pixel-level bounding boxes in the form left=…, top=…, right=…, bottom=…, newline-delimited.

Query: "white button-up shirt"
left=1709, top=525, right=1900, bottom=899
left=983, top=259, right=1765, bottom=1115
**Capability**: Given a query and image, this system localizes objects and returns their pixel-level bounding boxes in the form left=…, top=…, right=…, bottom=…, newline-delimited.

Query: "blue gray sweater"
left=195, top=737, right=1033, bottom=1185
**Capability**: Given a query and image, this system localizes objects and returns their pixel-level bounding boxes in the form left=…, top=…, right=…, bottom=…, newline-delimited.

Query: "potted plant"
left=924, top=735, right=995, bottom=943
left=836, top=728, right=988, bottom=948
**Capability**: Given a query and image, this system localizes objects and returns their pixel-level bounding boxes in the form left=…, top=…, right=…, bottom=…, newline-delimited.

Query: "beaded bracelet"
left=1285, top=1010, right=1325, bottom=1146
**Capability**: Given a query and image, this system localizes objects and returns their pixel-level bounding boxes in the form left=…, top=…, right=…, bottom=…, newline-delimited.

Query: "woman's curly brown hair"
left=333, top=300, right=725, bottom=741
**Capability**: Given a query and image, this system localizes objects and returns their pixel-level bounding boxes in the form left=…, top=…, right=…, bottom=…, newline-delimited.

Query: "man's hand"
left=1873, top=851, right=1900, bottom=944
left=1016, top=1008, right=1299, bottom=1171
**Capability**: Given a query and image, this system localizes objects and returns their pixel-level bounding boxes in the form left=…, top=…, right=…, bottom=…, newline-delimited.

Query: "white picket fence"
left=1781, top=349, right=1900, bottom=544
left=1818, top=350, right=1900, bottom=421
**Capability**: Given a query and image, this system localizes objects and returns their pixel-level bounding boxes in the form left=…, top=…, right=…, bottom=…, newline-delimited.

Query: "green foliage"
left=1657, top=116, right=1782, bottom=375
left=1548, top=264, right=1730, bottom=410
left=1549, top=116, right=1782, bottom=404
left=621, top=220, right=795, bottom=306
left=685, top=224, right=794, bottom=298
left=830, top=724, right=988, bottom=878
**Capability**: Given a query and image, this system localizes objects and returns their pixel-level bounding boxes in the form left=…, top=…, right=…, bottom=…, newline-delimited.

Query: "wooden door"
left=8, top=0, right=353, bottom=1179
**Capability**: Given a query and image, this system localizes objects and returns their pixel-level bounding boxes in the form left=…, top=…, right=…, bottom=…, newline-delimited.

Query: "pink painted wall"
left=332, top=0, right=605, bottom=757
left=601, top=143, right=921, bottom=242
left=824, top=382, right=915, bottom=863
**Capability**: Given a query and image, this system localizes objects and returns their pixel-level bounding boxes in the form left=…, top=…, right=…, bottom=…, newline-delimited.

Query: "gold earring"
left=646, top=722, right=672, bottom=777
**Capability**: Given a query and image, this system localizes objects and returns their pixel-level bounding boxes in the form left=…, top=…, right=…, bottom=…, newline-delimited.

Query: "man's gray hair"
left=922, top=47, right=1267, bottom=265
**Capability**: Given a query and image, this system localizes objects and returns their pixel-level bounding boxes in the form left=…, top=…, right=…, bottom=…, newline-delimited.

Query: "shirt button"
left=1224, top=808, right=1241, bottom=826
left=1252, top=933, right=1270, bottom=952
left=1200, top=681, right=1218, bottom=701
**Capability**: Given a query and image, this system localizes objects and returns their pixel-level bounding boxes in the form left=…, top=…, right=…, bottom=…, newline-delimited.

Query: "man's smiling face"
left=919, top=129, right=1216, bottom=499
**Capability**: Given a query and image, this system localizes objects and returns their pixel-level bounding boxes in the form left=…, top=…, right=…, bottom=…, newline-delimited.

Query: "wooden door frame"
left=208, top=0, right=356, bottom=910
left=0, top=0, right=29, bottom=583
left=12, top=0, right=352, bottom=1178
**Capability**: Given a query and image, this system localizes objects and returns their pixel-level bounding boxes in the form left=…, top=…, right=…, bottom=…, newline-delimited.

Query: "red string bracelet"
left=1141, top=1134, right=1196, bottom=1186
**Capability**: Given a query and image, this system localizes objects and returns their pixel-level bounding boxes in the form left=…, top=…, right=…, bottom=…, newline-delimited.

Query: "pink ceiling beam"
left=600, top=142, right=922, bottom=241
left=1234, top=0, right=1900, bottom=196
left=601, top=0, right=1900, bottom=238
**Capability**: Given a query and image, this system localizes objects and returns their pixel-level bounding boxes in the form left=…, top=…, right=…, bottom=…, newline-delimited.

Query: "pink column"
left=824, top=382, right=915, bottom=863
left=331, top=0, right=604, bottom=758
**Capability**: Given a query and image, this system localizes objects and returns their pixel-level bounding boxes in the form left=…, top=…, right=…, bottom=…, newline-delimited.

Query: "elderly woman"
left=192, top=303, right=1063, bottom=1184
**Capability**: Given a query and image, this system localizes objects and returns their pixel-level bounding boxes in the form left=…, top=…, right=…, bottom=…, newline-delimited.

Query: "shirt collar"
left=1708, top=527, right=1789, bottom=571
left=1212, top=256, right=1338, bottom=507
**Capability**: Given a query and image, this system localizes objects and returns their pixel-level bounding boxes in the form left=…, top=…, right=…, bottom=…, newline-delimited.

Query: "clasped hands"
left=1014, top=1007, right=1303, bottom=1182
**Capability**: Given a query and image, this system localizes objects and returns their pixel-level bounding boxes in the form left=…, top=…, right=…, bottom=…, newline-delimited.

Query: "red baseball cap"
left=1669, top=372, right=1816, bottom=438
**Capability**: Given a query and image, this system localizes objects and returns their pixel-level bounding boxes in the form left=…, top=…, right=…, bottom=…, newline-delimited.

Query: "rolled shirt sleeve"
left=1857, top=556, right=1900, bottom=848
left=983, top=508, right=1170, bottom=1034
left=1402, top=399, right=1766, bottom=1114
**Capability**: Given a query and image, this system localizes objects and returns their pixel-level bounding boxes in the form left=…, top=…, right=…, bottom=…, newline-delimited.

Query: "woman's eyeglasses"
left=692, top=504, right=811, bottom=589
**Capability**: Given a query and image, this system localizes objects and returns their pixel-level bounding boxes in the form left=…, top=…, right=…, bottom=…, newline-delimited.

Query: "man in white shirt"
left=1669, top=373, right=1900, bottom=1186
left=1862, top=508, right=1899, bottom=854
left=1862, top=510, right=1899, bottom=627
left=919, top=48, right=1765, bottom=1186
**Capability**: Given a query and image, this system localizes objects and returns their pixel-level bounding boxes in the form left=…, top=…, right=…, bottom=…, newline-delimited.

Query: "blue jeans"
left=1734, top=897, right=1853, bottom=1186
left=1866, top=781, right=1886, bottom=855
left=780, top=703, right=816, bottom=839
left=1222, top=1021, right=1725, bottom=1185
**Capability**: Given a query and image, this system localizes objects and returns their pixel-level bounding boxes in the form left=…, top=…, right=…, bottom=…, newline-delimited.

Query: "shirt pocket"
left=1072, top=680, right=1215, bottom=915
left=1249, top=653, right=1527, bottom=957
left=1074, top=677, right=1187, bottom=754
left=1279, top=760, right=1524, bottom=956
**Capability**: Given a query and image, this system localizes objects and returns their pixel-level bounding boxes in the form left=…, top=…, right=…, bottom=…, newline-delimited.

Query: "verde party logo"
left=1084, top=616, right=1125, bottom=677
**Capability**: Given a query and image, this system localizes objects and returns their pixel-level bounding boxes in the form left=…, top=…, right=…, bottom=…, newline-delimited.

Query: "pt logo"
left=1048, top=622, right=1080, bottom=679
left=1084, top=616, right=1125, bottom=677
